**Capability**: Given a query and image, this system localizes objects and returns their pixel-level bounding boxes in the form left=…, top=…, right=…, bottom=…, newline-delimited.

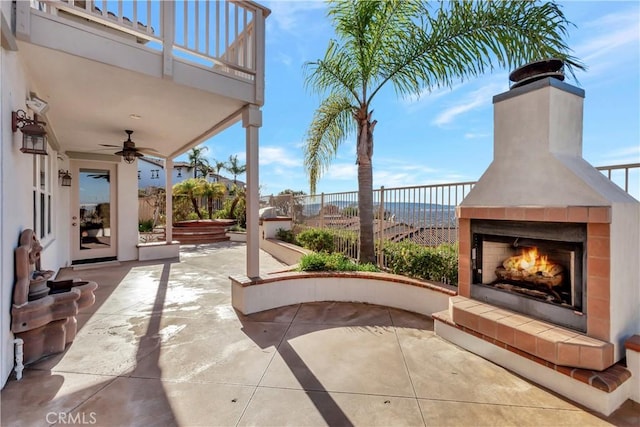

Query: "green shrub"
left=214, top=197, right=246, bottom=228
left=138, top=219, right=154, bottom=232
left=298, top=252, right=379, bottom=272
left=276, top=228, right=296, bottom=243
left=186, top=211, right=203, bottom=221
left=382, top=241, right=458, bottom=285
left=296, top=228, right=335, bottom=253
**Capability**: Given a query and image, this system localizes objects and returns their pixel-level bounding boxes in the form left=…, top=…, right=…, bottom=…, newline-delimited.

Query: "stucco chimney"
left=461, top=65, right=630, bottom=207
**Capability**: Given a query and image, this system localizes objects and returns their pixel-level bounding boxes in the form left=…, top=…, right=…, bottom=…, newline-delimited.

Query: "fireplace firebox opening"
left=470, top=219, right=587, bottom=332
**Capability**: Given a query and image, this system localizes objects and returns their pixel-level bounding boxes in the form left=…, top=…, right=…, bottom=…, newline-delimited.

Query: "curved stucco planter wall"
left=231, top=272, right=456, bottom=316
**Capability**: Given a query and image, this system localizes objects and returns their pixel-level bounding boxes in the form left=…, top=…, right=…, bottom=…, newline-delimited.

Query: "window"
left=32, top=152, right=53, bottom=241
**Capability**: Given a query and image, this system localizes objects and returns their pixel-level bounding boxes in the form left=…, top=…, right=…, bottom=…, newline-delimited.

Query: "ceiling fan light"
left=124, top=148, right=143, bottom=163
left=115, top=147, right=142, bottom=164
left=113, top=130, right=145, bottom=164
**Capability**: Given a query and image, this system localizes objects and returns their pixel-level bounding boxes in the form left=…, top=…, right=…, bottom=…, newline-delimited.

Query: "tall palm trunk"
left=191, top=197, right=202, bottom=219
left=356, top=109, right=377, bottom=264
left=207, top=198, right=214, bottom=219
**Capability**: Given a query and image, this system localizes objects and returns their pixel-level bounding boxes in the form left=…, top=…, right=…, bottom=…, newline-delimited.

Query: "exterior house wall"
left=138, top=158, right=202, bottom=190
left=0, top=40, right=68, bottom=387
left=118, top=161, right=140, bottom=261
left=1, top=43, right=33, bottom=388
left=137, top=157, right=243, bottom=192
left=138, top=158, right=168, bottom=190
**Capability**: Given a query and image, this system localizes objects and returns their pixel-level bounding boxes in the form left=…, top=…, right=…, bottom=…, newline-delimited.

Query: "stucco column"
left=165, top=158, right=173, bottom=243
left=243, top=105, right=262, bottom=278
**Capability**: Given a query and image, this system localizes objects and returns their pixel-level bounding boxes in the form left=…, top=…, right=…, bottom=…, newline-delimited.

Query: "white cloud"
left=373, top=170, right=419, bottom=188
left=401, top=82, right=464, bottom=111
left=376, top=158, right=438, bottom=174
left=260, top=146, right=300, bottom=167
left=597, top=145, right=640, bottom=165
left=232, top=152, right=246, bottom=163
left=326, top=163, right=357, bottom=180
left=265, top=1, right=327, bottom=33
left=432, top=82, right=505, bottom=127
left=573, top=8, right=640, bottom=77
left=578, top=26, right=639, bottom=64
left=276, top=51, right=293, bottom=67
left=464, top=132, right=491, bottom=140
left=335, top=140, right=357, bottom=160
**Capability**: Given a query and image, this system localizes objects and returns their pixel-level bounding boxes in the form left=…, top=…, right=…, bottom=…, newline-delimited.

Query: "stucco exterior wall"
left=610, top=203, right=640, bottom=359
left=1, top=43, right=31, bottom=387
left=0, top=28, right=80, bottom=387
left=0, top=42, right=49, bottom=386
left=118, top=161, right=139, bottom=261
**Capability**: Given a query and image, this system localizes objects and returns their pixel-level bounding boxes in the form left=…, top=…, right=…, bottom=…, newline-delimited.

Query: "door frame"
left=70, top=161, right=118, bottom=263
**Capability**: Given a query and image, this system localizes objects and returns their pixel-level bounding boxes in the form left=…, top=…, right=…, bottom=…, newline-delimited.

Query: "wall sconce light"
left=12, top=109, right=48, bottom=155
left=151, top=169, right=159, bottom=179
left=138, top=171, right=141, bottom=180
left=58, top=170, right=72, bottom=187
left=177, top=167, right=182, bottom=178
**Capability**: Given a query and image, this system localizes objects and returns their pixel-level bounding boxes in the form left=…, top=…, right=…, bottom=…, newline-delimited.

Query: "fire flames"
left=498, top=246, right=564, bottom=288
left=513, top=247, right=553, bottom=274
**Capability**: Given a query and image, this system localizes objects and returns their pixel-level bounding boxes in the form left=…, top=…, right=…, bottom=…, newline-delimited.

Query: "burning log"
left=495, top=247, right=564, bottom=288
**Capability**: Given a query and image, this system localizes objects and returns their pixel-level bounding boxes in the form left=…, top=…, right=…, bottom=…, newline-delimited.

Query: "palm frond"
left=304, top=94, right=355, bottom=194
left=304, top=40, right=361, bottom=101
left=373, top=0, right=585, bottom=102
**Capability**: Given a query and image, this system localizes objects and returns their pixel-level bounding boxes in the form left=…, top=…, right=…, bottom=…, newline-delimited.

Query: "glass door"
left=71, top=162, right=117, bottom=263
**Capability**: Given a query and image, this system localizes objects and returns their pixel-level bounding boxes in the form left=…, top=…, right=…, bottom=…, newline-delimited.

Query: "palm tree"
left=172, top=178, right=205, bottom=220
left=213, top=159, right=226, bottom=176
left=199, top=181, right=226, bottom=219
left=188, top=146, right=210, bottom=178
left=227, top=184, right=246, bottom=228
left=225, top=155, right=247, bottom=185
left=304, top=0, right=582, bottom=264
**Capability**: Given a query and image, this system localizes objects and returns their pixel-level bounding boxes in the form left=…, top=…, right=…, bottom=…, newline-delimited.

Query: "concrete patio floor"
left=1, top=242, right=638, bottom=426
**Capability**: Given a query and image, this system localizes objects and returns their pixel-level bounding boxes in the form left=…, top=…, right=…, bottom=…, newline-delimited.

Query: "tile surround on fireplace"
left=458, top=207, right=613, bottom=345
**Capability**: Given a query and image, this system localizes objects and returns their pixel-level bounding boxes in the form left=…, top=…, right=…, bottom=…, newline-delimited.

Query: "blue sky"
left=182, top=0, right=640, bottom=197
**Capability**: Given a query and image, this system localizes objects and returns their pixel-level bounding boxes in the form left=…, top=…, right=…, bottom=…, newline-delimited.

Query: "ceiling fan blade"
left=99, top=144, right=122, bottom=148
left=137, top=147, right=161, bottom=155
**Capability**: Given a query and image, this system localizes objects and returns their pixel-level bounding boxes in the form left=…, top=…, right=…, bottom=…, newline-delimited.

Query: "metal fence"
left=261, top=162, right=639, bottom=264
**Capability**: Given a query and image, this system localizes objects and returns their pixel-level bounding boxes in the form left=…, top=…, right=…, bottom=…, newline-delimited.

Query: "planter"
left=230, top=271, right=456, bottom=317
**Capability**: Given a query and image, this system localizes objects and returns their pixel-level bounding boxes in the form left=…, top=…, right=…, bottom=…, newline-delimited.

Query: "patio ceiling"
left=17, top=42, right=246, bottom=160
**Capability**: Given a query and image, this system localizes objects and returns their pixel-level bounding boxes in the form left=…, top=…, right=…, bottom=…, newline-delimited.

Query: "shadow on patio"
left=1, top=242, right=638, bottom=426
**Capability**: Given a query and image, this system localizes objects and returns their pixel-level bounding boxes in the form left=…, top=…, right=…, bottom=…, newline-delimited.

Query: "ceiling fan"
left=99, top=130, right=160, bottom=163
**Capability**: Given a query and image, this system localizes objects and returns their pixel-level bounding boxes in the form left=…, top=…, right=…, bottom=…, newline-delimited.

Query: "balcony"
left=13, top=0, right=269, bottom=158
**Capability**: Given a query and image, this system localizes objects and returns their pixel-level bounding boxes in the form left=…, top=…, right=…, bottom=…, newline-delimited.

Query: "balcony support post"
left=165, top=158, right=173, bottom=243
left=162, top=1, right=175, bottom=79
left=243, top=105, right=262, bottom=278
left=254, top=8, right=266, bottom=105
left=14, top=0, right=31, bottom=42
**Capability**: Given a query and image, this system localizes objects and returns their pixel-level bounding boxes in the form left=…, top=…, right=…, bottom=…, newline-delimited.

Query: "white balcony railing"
left=33, top=0, right=266, bottom=82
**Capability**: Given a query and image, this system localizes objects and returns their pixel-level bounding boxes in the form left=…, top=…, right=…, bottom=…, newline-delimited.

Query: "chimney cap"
left=509, top=58, right=564, bottom=89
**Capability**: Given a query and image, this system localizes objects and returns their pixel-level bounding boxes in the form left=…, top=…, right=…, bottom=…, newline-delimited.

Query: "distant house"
left=138, top=157, right=245, bottom=191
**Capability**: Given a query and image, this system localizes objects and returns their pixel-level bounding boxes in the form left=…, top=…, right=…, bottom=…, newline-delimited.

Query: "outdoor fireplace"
left=432, top=59, right=639, bottom=414
left=470, top=219, right=586, bottom=331
left=454, top=59, right=639, bottom=365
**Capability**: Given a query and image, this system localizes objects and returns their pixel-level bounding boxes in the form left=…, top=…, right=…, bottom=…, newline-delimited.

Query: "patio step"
left=172, top=220, right=233, bottom=244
